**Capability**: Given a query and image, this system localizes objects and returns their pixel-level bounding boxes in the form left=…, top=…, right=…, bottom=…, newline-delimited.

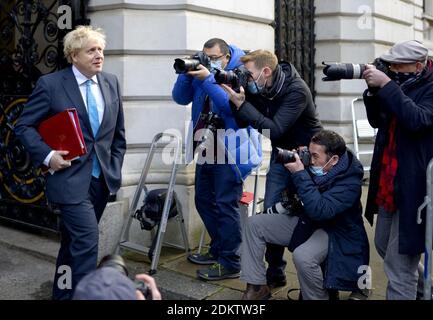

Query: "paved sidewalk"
left=0, top=187, right=387, bottom=300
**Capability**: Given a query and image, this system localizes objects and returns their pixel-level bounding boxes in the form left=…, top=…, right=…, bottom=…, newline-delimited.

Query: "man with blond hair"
left=15, top=25, right=126, bottom=300
left=223, top=49, right=322, bottom=291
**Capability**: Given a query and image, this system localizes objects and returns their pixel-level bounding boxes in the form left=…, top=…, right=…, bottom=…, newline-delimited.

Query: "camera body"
left=98, top=255, right=152, bottom=300
left=195, top=111, right=225, bottom=151
left=200, top=111, right=225, bottom=133
left=275, top=146, right=311, bottom=166
left=322, top=58, right=390, bottom=81
left=173, top=51, right=211, bottom=74
left=213, top=65, right=251, bottom=92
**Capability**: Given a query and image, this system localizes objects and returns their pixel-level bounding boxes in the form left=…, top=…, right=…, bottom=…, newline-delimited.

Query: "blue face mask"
left=309, top=157, right=333, bottom=177
left=210, top=60, right=223, bottom=71
left=309, top=166, right=327, bottom=177
left=247, top=69, right=265, bottom=94
left=247, top=80, right=259, bottom=94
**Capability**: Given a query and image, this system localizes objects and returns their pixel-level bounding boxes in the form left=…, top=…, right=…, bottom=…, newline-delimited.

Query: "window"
left=424, top=0, right=433, bottom=42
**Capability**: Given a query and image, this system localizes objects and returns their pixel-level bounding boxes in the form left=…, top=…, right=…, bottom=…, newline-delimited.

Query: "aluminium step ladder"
left=116, top=132, right=190, bottom=274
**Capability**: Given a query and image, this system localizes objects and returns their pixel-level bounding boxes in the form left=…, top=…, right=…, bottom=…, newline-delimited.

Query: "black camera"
left=213, top=65, right=251, bottom=92
left=173, top=51, right=211, bottom=74
left=263, top=189, right=303, bottom=216
left=322, top=58, right=390, bottom=81
left=200, top=111, right=225, bottom=132
left=195, top=111, right=225, bottom=151
left=98, top=255, right=152, bottom=300
left=275, top=146, right=310, bottom=166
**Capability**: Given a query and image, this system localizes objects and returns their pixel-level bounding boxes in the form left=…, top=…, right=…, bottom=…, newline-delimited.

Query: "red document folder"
left=38, top=108, right=87, bottom=161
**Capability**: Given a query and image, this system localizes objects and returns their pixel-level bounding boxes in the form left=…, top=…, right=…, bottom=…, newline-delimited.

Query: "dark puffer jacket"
left=290, top=151, right=370, bottom=291
left=234, top=62, right=323, bottom=150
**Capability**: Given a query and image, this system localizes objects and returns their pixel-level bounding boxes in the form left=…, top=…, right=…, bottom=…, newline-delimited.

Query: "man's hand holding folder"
left=38, top=108, right=87, bottom=173
left=49, top=150, right=72, bottom=171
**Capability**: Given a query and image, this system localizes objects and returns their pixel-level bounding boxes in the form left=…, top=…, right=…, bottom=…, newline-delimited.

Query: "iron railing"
left=417, top=158, right=433, bottom=300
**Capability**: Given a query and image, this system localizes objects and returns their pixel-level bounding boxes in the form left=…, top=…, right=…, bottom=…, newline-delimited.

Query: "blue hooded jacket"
left=172, top=45, right=262, bottom=181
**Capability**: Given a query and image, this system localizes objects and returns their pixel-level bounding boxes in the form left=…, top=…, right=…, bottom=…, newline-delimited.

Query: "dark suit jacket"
left=15, top=67, right=126, bottom=204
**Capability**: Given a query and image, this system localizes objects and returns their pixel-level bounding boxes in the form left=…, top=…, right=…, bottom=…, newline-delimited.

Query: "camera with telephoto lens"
left=98, top=255, right=153, bottom=300
left=264, top=189, right=303, bottom=216
left=275, top=146, right=310, bottom=166
left=213, top=65, right=252, bottom=92
left=173, top=51, right=211, bottom=74
left=322, top=58, right=390, bottom=81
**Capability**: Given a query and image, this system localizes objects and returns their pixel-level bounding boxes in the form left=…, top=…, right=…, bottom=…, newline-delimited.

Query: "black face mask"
left=389, top=70, right=418, bottom=85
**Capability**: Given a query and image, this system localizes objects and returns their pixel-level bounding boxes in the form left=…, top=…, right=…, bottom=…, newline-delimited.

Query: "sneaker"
left=196, top=263, right=240, bottom=281
left=348, top=289, right=371, bottom=300
left=187, top=252, right=217, bottom=265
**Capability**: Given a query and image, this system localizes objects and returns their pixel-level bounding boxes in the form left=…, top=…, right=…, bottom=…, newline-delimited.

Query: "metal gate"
left=275, top=0, right=316, bottom=96
left=0, top=0, right=89, bottom=231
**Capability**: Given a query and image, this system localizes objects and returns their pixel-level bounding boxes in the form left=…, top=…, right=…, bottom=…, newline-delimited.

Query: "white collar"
left=72, top=65, right=98, bottom=85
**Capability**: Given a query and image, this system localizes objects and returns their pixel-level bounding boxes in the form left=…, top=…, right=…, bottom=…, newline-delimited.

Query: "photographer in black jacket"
left=222, top=49, right=323, bottom=288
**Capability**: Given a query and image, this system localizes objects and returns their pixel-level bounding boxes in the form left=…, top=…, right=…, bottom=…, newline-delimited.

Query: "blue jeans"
left=195, top=163, right=243, bottom=271
left=264, top=150, right=293, bottom=282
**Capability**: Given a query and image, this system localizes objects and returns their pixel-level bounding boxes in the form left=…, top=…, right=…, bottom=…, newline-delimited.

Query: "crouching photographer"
left=222, top=49, right=323, bottom=289
left=73, top=255, right=161, bottom=300
left=240, top=130, right=370, bottom=300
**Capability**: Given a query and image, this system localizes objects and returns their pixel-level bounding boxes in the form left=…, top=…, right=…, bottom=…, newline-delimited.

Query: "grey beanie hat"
left=380, top=40, right=428, bottom=64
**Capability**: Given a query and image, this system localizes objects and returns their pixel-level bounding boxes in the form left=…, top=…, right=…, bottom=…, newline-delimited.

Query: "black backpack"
left=134, top=188, right=178, bottom=231
left=133, top=188, right=178, bottom=261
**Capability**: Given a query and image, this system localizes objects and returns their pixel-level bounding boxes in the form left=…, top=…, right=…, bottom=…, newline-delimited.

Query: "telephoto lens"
left=173, top=51, right=211, bottom=74
left=173, top=58, right=200, bottom=74
left=275, top=147, right=310, bottom=166
left=322, top=62, right=366, bottom=81
left=214, top=69, right=237, bottom=87
left=275, top=148, right=297, bottom=164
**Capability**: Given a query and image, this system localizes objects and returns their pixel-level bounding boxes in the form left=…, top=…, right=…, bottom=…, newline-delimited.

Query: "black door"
left=275, top=0, right=316, bottom=97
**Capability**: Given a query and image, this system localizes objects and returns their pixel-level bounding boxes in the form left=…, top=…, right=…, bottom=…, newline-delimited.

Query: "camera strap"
left=193, top=97, right=211, bottom=151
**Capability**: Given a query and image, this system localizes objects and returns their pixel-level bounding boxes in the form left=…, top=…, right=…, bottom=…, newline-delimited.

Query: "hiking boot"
left=196, top=263, right=240, bottom=281
left=187, top=252, right=217, bottom=265
left=242, top=284, right=271, bottom=300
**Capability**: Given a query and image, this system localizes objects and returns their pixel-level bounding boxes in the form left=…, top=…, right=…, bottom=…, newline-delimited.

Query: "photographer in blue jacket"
left=172, top=38, right=261, bottom=280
